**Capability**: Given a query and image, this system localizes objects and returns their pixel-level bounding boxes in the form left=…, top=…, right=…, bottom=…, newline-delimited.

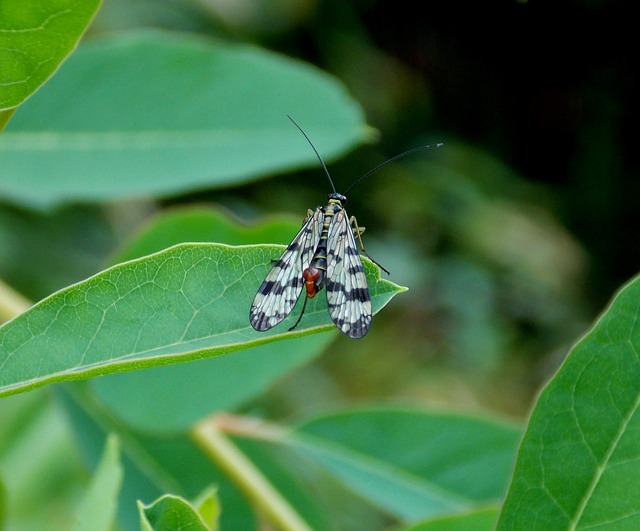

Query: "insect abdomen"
left=302, top=201, right=341, bottom=297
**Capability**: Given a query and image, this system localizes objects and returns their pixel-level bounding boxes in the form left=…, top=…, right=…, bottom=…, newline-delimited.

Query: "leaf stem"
left=0, top=279, right=32, bottom=322
left=192, top=416, right=312, bottom=531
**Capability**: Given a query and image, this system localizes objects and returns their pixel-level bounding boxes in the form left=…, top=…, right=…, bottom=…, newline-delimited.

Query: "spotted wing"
left=325, top=210, right=372, bottom=338
left=250, top=208, right=323, bottom=331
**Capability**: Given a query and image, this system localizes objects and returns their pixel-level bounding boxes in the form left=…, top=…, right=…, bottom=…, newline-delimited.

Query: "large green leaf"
left=0, top=0, right=101, bottom=111
left=0, top=31, right=370, bottom=209
left=497, top=274, right=640, bottom=530
left=276, top=407, right=521, bottom=522
left=90, top=332, right=335, bottom=434
left=0, top=244, right=405, bottom=397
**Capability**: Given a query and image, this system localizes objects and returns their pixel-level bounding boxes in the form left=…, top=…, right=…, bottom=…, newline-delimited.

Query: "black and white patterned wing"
left=325, top=210, right=372, bottom=338
left=250, top=209, right=323, bottom=331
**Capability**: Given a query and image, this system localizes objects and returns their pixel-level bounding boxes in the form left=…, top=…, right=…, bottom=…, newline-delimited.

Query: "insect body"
left=249, top=116, right=440, bottom=339
left=250, top=190, right=375, bottom=338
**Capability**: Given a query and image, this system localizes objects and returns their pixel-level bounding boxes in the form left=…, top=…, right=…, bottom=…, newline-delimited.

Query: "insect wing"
left=250, top=209, right=323, bottom=331
left=325, top=210, right=372, bottom=338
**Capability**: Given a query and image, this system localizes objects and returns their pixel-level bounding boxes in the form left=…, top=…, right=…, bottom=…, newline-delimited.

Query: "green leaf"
left=497, top=274, right=640, bottom=530
left=273, top=407, right=521, bottom=522
left=111, top=206, right=301, bottom=264
left=0, top=244, right=405, bottom=397
left=192, top=488, right=221, bottom=531
left=0, top=0, right=101, bottom=111
left=0, top=31, right=370, bottom=209
left=71, top=434, right=123, bottom=531
left=139, top=494, right=211, bottom=531
left=90, top=332, right=335, bottom=433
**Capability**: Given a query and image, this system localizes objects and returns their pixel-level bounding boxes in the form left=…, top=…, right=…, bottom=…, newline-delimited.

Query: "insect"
left=250, top=116, right=441, bottom=338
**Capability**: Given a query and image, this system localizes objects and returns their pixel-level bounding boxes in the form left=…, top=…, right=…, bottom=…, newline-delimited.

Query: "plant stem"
left=192, top=417, right=312, bottom=531
left=0, top=279, right=31, bottom=322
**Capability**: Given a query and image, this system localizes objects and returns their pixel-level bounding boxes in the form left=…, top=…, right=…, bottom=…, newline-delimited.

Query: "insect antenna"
left=288, top=115, right=443, bottom=195
left=344, top=142, right=444, bottom=195
left=287, top=115, right=337, bottom=193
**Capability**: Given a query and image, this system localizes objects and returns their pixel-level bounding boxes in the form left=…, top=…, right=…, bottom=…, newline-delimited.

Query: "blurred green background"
left=3, top=0, right=636, bottom=420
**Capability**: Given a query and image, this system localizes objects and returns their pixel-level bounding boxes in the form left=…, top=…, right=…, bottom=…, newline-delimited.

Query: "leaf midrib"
left=0, top=129, right=294, bottom=151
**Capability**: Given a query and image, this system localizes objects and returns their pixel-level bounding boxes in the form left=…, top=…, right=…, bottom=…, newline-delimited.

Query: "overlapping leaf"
left=0, top=31, right=370, bottom=208
left=0, top=0, right=101, bottom=111
left=288, top=407, right=520, bottom=521
left=497, top=273, right=640, bottom=529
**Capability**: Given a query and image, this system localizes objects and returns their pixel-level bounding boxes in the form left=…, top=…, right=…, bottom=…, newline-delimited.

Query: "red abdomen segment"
left=303, top=266, right=325, bottom=298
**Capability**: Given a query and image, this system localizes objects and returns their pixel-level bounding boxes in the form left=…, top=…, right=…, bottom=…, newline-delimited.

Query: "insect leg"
left=350, top=215, right=390, bottom=275
left=288, top=295, right=309, bottom=332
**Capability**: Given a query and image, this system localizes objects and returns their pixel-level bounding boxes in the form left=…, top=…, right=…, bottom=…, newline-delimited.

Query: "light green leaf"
left=192, top=488, right=220, bottom=531
left=71, top=434, right=123, bottom=531
left=0, top=0, right=101, bottom=111
left=497, top=274, right=640, bottom=530
left=271, top=407, right=521, bottom=521
left=139, top=494, right=211, bottom=531
left=0, top=31, right=370, bottom=209
left=0, top=244, right=405, bottom=397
